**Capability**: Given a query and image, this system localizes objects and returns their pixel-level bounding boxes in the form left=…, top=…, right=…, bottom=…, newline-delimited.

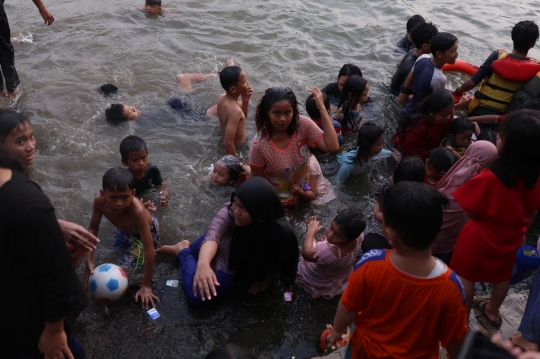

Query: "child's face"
left=453, top=130, right=473, bottom=149
left=369, top=135, right=384, bottom=156
left=429, top=105, right=454, bottom=124
left=102, top=188, right=135, bottom=214
left=337, top=76, right=348, bottom=93
left=437, top=42, right=459, bottom=65
left=3, top=122, right=36, bottom=165
left=122, top=105, right=141, bottom=121
left=268, top=100, right=294, bottom=133
left=360, top=84, right=370, bottom=105
left=231, top=195, right=252, bottom=227
left=123, top=150, right=149, bottom=179
left=211, top=161, right=231, bottom=186
left=144, top=4, right=162, bottom=13
left=234, top=71, right=250, bottom=95
left=326, top=221, right=349, bottom=246
left=425, top=160, right=445, bottom=182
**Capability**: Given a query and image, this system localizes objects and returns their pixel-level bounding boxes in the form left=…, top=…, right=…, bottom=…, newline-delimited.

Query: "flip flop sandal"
left=473, top=297, right=502, bottom=328
left=319, top=324, right=351, bottom=351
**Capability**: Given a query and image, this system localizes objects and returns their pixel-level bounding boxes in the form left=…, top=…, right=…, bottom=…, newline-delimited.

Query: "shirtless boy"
left=216, top=60, right=252, bottom=156
left=86, top=168, right=159, bottom=309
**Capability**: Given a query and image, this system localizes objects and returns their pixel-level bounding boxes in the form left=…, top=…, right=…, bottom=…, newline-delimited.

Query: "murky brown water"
left=5, top=0, right=540, bottom=357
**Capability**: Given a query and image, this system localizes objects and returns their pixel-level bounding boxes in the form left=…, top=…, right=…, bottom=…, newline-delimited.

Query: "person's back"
left=327, top=182, right=468, bottom=359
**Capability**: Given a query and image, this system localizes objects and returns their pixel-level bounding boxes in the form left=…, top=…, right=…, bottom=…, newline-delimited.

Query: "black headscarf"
left=227, top=177, right=299, bottom=287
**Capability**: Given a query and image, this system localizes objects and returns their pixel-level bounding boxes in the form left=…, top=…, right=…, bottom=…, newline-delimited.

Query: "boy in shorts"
left=216, top=60, right=253, bottom=156
left=86, top=168, right=160, bottom=309
left=326, top=182, right=468, bottom=358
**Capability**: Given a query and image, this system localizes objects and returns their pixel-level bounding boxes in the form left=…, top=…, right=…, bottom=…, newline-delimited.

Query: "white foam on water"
left=11, top=31, right=33, bottom=44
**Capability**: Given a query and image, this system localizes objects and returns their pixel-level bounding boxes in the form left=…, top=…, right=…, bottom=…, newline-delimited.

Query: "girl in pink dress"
left=297, top=208, right=366, bottom=299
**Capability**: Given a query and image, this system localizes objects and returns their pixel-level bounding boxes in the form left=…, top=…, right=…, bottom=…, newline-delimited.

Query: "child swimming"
left=332, top=75, right=370, bottom=135
left=296, top=208, right=366, bottom=299
left=0, top=110, right=36, bottom=165
left=442, top=116, right=476, bottom=161
left=210, top=155, right=250, bottom=187
left=425, top=147, right=454, bottom=186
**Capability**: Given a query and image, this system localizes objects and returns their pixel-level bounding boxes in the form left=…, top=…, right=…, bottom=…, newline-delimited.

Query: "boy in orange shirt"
left=327, top=182, right=468, bottom=359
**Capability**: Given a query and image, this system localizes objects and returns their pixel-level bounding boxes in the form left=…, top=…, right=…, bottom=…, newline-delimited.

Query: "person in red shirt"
left=326, top=182, right=468, bottom=359
left=393, top=89, right=455, bottom=159
left=451, top=109, right=540, bottom=327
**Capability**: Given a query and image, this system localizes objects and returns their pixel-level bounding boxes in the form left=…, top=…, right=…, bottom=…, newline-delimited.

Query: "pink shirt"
left=249, top=115, right=324, bottom=205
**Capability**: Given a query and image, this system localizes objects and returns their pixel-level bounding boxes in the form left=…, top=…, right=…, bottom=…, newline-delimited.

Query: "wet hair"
left=99, top=84, right=118, bottom=96
left=145, top=0, right=162, bottom=5
left=449, top=116, right=474, bottom=136
left=337, top=75, right=368, bottom=131
left=392, top=156, right=426, bottom=183
left=305, top=92, right=330, bottom=120
left=0, top=145, right=30, bottom=177
left=489, top=109, right=540, bottom=190
left=337, top=63, right=363, bottom=80
left=397, top=89, right=454, bottom=133
left=0, top=110, right=31, bottom=141
left=406, top=15, right=425, bottom=32
left=520, top=98, right=540, bottom=111
left=476, top=130, right=497, bottom=145
left=102, top=167, right=134, bottom=192
left=120, top=135, right=147, bottom=163
left=105, top=104, right=127, bottom=124
left=255, top=87, right=299, bottom=138
left=353, top=122, right=384, bottom=163
left=383, top=182, right=449, bottom=251
left=219, top=66, right=243, bottom=92
left=333, top=208, right=366, bottom=242
left=168, top=97, right=191, bottom=112
left=427, top=147, right=454, bottom=172
left=410, top=22, right=438, bottom=49
left=216, top=155, right=243, bottom=182
left=204, top=344, right=258, bottom=359
left=512, top=21, right=539, bottom=53
left=430, top=32, right=458, bottom=57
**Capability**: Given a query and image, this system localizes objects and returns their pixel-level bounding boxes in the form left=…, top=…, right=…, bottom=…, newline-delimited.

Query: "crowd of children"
left=3, top=3, right=540, bottom=358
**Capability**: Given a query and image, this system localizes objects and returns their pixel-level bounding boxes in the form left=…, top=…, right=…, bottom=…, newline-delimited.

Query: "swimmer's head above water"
left=105, top=104, right=141, bottom=124
left=145, top=0, right=162, bottom=13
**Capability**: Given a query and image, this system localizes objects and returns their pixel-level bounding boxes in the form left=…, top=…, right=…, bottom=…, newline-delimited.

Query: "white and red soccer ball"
left=88, top=263, right=128, bottom=303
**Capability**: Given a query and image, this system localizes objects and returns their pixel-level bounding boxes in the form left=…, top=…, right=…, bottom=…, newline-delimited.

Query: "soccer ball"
left=89, top=263, right=128, bottom=303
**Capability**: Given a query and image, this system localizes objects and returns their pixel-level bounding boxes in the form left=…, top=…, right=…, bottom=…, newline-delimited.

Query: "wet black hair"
left=489, top=109, right=540, bottom=190
left=520, top=98, right=540, bottom=111
left=219, top=66, right=243, bottom=92
left=354, top=122, right=384, bottom=163
left=512, top=21, right=539, bottom=53
left=337, top=75, right=368, bottom=131
left=383, top=182, right=448, bottom=251
left=204, top=344, right=258, bottom=359
left=255, top=87, right=299, bottom=138
left=0, top=110, right=31, bottom=141
left=449, top=116, right=474, bottom=135
left=102, top=167, right=134, bottom=192
left=337, top=63, right=363, bottom=80
left=333, top=208, right=366, bottom=242
left=430, top=32, right=458, bottom=57
left=427, top=147, right=454, bottom=172
left=216, top=155, right=243, bottom=182
left=120, top=135, right=147, bottom=163
left=105, top=104, right=127, bottom=124
left=476, top=130, right=497, bottom=145
left=410, top=22, right=438, bottom=49
left=392, top=156, right=426, bottom=183
left=0, top=145, right=30, bottom=177
left=397, top=89, right=454, bottom=133
left=406, top=15, right=425, bottom=32
left=99, top=84, right=118, bottom=96
left=145, top=0, right=162, bottom=5
left=305, top=92, right=330, bottom=120
left=168, top=97, right=191, bottom=112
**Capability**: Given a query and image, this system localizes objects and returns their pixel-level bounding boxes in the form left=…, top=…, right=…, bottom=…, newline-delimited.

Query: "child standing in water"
left=249, top=87, right=339, bottom=206
left=451, top=109, right=540, bottom=327
left=297, top=209, right=366, bottom=299
left=332, top=75, right=370, bottom=135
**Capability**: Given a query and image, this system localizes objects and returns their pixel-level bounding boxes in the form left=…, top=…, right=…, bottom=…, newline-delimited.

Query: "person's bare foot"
left=156, top=240, right=190, bottom=256
left=7, top=90, right=17, bottom=100
left=510, top=332, right=539, bottom=351
left=227, top=58, right=234, bottom=66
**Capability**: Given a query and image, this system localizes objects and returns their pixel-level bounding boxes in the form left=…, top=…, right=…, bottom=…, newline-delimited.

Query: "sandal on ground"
left=473, top=296, right=502, bottom=328
left=319, top=324, right=350, bottom=351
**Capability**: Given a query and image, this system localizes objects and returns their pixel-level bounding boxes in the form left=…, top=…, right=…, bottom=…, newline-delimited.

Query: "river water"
left=6, top=0, right=540, bottom=358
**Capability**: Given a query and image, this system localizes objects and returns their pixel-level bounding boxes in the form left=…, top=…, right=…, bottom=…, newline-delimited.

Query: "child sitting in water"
left=210, top=155, right=250, bottom=187
left=332, top=75, right=370, bottom=135
left=442, top=116, right=476, bottom=161
left=396, top=14, right=425, bottom=52
left=305, top=91, right=344, bottom=157
left=425, top=147, right=454, bottom=186
left=335, top=122, right=396, bottom=184
left=296, top=208, right=366, bottom=299
left=0, top=110, right=36, bottom=165
left=120, top=135, right=168, bottom=207
left=325, top=182, right=467, bottom=358
left=86, top=168, right=160, bottom=309
left=289, top=154, right=336, bottom=206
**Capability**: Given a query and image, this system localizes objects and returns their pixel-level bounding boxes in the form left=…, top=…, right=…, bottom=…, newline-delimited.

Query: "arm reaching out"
left=32, top=0, right=54, bottom=25
left=309, top=88, right=339, bottom=153
left=134, top=210, right=159, bottom=309
left=301, top=216, right=323, bottom=262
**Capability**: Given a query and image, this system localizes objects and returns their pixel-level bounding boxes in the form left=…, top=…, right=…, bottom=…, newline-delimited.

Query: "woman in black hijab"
left=228, top=177, right=299, bottom=294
